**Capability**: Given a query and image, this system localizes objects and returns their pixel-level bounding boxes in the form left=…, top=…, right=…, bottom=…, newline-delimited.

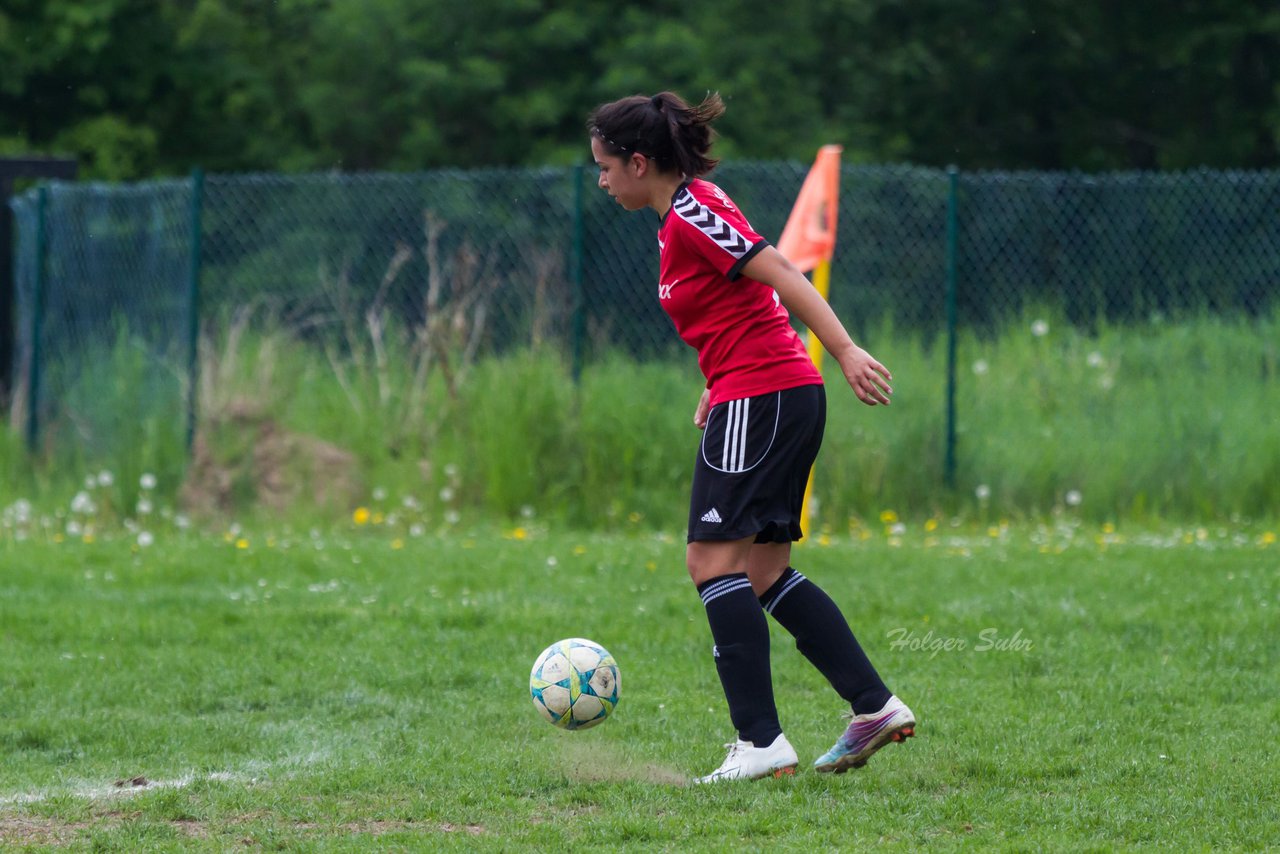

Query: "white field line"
left=0, top=751, right=329, bottom=806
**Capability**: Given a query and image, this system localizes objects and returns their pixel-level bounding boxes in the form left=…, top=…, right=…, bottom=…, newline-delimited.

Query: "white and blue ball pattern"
left=529, top=638, right=620, bottom=730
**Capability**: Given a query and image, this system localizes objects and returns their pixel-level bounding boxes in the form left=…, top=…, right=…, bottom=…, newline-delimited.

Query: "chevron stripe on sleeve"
left=671, top=188, right=754, bottom=260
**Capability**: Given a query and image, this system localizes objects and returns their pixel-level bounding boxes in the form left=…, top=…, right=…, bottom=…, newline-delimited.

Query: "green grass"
left=2, top=522, right=1277, bottom=850
left=5, top=310, right=1278, bottom=528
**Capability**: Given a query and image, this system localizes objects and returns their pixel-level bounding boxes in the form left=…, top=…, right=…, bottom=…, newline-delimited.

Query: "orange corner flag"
left=782, top=145, right=842, bottom=543
left=776, top=144, right=842, bottom=273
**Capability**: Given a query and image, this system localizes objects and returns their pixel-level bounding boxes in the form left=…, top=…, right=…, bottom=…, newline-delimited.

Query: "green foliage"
left=2, top=2, right=1278, bottom=177
left=5, top=313, right=1276, bottom=528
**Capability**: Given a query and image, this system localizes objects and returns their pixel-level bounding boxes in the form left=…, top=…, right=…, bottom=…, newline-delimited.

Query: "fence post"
left=186, top=168, right=204, bottom=454
left=25, top=186, right=48, bottom=451
left=570, top=163, right=585, bottom=382
left=944, top=166, right=960, bottom=487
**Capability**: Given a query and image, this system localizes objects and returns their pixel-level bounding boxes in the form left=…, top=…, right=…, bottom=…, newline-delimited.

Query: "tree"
left=1, top=0, right=1276, bottom=178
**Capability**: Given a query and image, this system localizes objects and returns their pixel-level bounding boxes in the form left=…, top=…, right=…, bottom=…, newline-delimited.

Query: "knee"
left=686, top=540, right=750, bottom=586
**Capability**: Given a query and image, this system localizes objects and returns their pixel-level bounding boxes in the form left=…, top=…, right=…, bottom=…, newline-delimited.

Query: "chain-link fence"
left=8, top=164, right=1280, bottom=474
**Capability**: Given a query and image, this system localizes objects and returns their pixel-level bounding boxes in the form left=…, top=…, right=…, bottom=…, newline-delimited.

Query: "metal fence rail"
left=9, top=164, right=1280, bottom=471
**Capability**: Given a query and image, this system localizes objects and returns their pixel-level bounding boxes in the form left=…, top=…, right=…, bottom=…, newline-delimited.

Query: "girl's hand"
left=694, top=388, right=712, bottom=429
left=839, top=347, right=893, bottom=406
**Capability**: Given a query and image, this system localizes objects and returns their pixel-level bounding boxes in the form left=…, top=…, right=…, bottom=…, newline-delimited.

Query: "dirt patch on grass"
left=1, top=814, right=483, bottom=847
left=0, top=816, right=86, bottom=847
left=181, top=398, right=362, bottom=516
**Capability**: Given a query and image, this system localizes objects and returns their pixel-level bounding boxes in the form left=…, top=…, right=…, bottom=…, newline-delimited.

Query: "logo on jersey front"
left=658, top=280, right=678, bottom=299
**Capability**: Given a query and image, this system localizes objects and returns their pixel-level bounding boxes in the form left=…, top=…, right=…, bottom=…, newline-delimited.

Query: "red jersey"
left=658, top=178, right=822, bottom=407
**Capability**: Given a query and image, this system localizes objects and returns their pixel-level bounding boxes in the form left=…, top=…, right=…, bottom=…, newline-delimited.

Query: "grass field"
left=1, top=521, right=1276, bottom=850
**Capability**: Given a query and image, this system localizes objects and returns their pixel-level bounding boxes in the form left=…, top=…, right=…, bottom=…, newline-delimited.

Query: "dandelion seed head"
left=972, top=359, right=989, bottom=376
left=140, top=473, right=157, bottom=490
left=975, top=484, right=992, bottom=501
left=1031, top=319, right=1049, bottom=337
left=1065, top=490, right=1083, bottom=507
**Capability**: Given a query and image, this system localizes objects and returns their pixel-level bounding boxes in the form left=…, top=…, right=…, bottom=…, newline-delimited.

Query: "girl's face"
left=591, top=136, right=649, bottom=211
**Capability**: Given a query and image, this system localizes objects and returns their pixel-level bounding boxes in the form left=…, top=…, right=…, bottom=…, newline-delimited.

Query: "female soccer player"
left=588, top=91, right=916, bottom=782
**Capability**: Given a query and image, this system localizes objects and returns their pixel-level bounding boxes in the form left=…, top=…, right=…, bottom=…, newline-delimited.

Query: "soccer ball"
left=529, top=638, right=620, bottom=730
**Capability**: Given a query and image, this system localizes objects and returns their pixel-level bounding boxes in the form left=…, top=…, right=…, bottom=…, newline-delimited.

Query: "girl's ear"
left=630, top=152, right=650, bottom=176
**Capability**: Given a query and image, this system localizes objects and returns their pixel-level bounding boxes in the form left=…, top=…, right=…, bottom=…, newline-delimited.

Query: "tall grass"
left=2, top=310, right=1276, bottom=527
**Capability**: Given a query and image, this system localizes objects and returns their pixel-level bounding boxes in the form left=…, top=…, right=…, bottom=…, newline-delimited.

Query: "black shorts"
left=687, top=383, right=826, bottom=544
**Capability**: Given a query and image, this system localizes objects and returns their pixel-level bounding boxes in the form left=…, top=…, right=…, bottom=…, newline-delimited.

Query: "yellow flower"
left=372, top=512, right=385, bottom=525
left=1260, top=531, right=1276, bottom=546
left=818, top=534, right=832, bottom=547
left=353, top=507, right=371, bottom=525
left=573, top=545, right=588, bottom=556
left=924, top=518, right=939, bottom=532
left=879, top=510, right=898, bottom=524
left=391, top=538, right=405, bottom=550
left=83, top=533, right=95, bottom=544
left=235, top=538, right=249, bottom=550
left=1102, top=522, right=1116, bottom=535
left=510, top=527, right=528, bottom=540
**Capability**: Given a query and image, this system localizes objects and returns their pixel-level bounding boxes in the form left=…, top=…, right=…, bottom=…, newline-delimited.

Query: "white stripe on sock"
left=765, top=571, right=807, bottom=614
left=700, top=577, right=753, bottom=605
left=699, top=575, right=746, bottom=601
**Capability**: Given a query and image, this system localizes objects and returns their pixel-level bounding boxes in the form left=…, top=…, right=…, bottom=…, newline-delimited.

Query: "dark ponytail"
left=588, top=91, right=725, bottom=177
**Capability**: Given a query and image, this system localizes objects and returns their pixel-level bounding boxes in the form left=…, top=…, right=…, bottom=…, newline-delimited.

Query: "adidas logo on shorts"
left=700, top=508, right=723, bottom=523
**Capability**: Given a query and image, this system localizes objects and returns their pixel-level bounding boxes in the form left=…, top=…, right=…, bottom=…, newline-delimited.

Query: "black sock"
left=697, top=573, right=782, bottom=747
left=759, top=567, right=891, bottom=715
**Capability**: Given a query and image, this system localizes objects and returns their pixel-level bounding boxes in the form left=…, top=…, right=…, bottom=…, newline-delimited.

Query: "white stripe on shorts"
left=720, top=398, right=750, bottom=473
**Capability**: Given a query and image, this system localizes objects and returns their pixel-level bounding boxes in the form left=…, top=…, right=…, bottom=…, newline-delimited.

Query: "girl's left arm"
left=741, top=245, right=893, bottom=406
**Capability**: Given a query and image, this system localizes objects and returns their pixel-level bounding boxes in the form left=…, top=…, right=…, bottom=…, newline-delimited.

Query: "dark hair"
left=588, top=91, right=725, bottom=177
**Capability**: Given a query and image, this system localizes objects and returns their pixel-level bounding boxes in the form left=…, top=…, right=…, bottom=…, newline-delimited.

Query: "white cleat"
left=695, top=733, right=799, bottom=783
